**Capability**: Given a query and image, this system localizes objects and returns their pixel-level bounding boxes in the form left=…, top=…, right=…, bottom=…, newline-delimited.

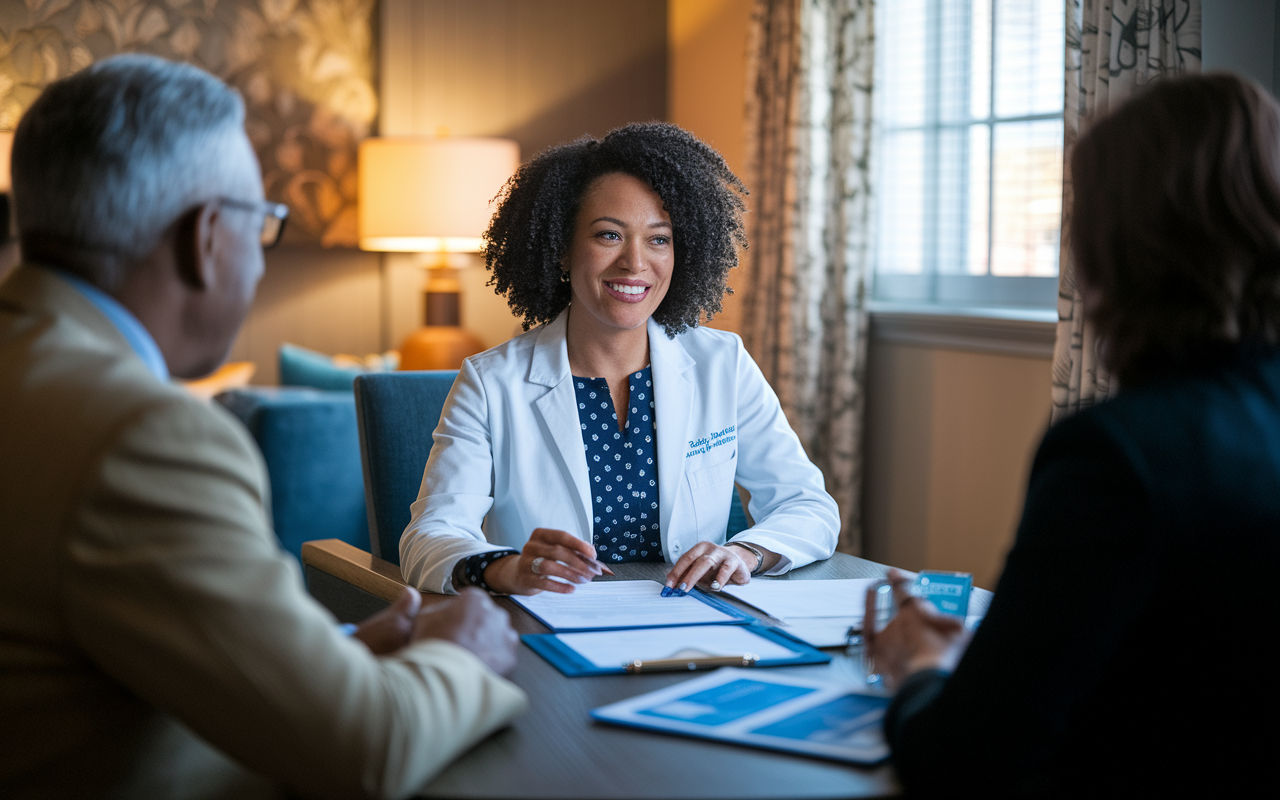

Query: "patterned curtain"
left=744, top=0, right=874, bottom=554
left=1051, top=0, right=1201, bottom=422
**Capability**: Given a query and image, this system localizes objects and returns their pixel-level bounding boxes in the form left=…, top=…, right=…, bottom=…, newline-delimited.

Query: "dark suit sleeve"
left=883, top=414, right=1158, bottom=794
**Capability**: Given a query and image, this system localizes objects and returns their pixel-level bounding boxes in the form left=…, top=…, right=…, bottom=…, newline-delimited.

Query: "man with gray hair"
left=0, top=54, right=526, bottom=799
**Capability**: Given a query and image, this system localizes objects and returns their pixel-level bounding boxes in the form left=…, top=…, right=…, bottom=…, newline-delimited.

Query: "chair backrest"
left=353, top=370, right=458, bottom=564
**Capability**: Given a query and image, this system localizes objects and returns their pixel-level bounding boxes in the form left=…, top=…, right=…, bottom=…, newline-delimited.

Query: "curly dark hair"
left=483, top=122, right=748, bottom=337
left=1072, top=73, right=1280, bottom=385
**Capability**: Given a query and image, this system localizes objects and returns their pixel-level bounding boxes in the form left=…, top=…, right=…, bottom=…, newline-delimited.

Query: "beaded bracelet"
left=451, top=548, right=521, bottom=593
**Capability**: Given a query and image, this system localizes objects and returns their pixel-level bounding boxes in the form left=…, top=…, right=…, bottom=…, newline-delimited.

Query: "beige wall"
left=227, top=247, right=383, bottom=385
left=862, top=343, right=1053, bottom=589
left=668, top=0, right=753, bottom=335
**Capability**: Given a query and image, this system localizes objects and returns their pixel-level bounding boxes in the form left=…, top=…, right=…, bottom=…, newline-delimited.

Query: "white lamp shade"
left=358, top=136, right=520, bottom=252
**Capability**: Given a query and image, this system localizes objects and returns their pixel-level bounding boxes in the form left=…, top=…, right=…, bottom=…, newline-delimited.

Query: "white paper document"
left=557, top=625, right=798, bottom=669
left=722, top=578, right=876, bottom=620
left=719, top=578, right=879, bottom=648
left=511, top=580, right=743, bottom=631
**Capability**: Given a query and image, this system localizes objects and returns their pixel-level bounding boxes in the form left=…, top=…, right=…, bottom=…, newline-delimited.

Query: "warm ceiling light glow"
left=358, top=136, right=520, bottom=253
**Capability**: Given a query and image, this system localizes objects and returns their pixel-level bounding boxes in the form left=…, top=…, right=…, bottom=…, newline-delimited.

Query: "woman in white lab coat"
left=399, top=123, right=839, bottom=596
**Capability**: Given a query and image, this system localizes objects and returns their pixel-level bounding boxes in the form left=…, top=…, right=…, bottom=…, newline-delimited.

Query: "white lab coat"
left=399, top=310, right=840, bottom=593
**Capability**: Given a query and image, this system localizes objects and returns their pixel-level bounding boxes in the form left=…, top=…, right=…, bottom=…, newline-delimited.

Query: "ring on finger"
left=531, top=557, right=545, bottom=575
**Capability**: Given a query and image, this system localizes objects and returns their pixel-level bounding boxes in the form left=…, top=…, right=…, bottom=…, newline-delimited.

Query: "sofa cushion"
left=216, top=387, right=369, bottom=563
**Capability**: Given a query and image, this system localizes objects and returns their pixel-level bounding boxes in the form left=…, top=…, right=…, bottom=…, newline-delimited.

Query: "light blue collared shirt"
left=55, top=269, right=169, bottom=382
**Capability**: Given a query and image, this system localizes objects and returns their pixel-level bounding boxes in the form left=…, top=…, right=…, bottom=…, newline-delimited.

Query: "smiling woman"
left=397, top=122, right=841, bottom=599
left=486, top=122, right=746, bottom=337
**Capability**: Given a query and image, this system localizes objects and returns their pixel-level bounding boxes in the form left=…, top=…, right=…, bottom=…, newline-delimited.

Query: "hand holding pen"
left=483, top=527, right=614, bottom=595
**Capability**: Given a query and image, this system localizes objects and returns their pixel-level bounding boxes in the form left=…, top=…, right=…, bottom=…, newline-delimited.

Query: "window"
left=873, top=0, right=1064, bottom=309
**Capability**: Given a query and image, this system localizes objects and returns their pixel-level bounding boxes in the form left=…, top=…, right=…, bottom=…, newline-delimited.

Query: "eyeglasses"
left=218, top=198, right=290, bottom=249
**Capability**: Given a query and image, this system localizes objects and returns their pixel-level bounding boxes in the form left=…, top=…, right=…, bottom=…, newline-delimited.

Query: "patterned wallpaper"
left=0, top=0, right=376, bottom=246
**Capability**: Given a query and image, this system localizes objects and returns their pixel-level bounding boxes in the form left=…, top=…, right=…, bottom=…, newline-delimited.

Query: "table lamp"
left=358, top=136, right=519, bottom=370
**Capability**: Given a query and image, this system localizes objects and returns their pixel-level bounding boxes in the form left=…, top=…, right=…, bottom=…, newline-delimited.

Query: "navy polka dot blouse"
left=574, top=368, right=661, bottom=562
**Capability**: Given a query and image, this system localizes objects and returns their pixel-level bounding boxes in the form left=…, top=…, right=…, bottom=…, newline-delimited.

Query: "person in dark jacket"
left=866, top=72, right=1280, bottom=795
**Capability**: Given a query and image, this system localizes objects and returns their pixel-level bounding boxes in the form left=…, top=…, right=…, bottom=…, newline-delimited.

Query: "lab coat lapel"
left=649, top=318, right=696, bottom=552
left=529, top=311, right=592, bottom=539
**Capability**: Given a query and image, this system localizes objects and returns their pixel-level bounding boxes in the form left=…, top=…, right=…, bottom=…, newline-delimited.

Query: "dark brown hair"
left=483, top=122, right=747, bottom=338
left=1071, top=72, right=1280, bottom=384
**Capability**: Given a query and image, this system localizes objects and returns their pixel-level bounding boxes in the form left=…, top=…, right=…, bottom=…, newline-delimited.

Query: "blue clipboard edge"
left=521, top=622, right=832, bottom=677
left=511, top=585, right=756, bottom=633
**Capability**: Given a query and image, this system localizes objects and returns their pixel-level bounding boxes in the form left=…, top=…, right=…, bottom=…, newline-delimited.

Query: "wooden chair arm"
left=301, top=539, right=409, bottom=622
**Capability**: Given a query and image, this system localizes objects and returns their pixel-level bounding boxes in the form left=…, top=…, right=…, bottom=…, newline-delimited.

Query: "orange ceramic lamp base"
left=399, top=324, right=483, bottom=370
left=399, top=271, right=482, bottom=370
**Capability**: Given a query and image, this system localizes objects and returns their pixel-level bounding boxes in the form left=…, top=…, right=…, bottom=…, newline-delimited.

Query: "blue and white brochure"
left=591, top=668, right=890, bottom=764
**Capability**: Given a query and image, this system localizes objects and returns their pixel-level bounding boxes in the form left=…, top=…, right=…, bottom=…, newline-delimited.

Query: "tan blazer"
left=0, top=265, right=527, bottom=800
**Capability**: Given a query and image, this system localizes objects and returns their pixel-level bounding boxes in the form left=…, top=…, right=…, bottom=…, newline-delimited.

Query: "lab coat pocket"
left=685, top=449, right=736, bottom=541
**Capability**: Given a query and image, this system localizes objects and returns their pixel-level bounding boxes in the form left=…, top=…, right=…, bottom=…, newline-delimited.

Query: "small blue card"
left=914, top=571, right=972, bottom=618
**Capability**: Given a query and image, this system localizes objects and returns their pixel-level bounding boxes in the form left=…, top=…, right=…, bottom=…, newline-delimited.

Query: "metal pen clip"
left=624, top=653, right=759, bottom=673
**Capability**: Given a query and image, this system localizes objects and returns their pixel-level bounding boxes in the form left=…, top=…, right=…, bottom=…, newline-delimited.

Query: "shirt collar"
left=55, top=270, right=170, bottom=382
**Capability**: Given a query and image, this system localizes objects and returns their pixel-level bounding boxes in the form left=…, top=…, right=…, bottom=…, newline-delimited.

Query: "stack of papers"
left=722, top=578, right=879, bottom=647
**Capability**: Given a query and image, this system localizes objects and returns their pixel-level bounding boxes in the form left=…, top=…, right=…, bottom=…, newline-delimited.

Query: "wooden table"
left=416, top=553, right=986, bottom=800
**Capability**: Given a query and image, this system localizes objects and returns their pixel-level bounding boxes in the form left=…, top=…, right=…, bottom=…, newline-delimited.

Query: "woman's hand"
left=664, top=541, right=778, bottom=593
left=483, top=528, right=613, bottom=596
left=863, top=569, right=970, bottom=690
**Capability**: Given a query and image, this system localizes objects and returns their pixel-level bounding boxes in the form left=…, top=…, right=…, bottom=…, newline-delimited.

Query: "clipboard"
left=522, top=622, right=831, bottom=677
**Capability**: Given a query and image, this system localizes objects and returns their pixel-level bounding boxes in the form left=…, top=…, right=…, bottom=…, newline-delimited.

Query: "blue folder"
left=523, top=622, right=831, bottom=677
